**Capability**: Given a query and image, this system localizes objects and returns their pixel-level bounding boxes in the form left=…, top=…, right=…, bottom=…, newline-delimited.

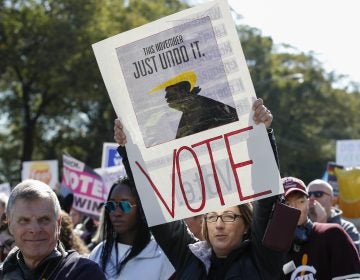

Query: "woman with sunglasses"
left=88, top=178, right=175, bottom=279
left=114, top=98, right=286, bottom=279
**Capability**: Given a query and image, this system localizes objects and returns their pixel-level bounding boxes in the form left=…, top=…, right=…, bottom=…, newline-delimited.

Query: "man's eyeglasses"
left=308, top=191, right=331, bottom=198
left=204, top=212, right=242, bottom=223
left=104, top=201, right=136, bottom=214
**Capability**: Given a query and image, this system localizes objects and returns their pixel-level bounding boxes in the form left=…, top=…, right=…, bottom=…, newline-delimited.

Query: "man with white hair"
left=0, top=179, right=106, bottom=279
left=307, top=179, right=360, bottom=252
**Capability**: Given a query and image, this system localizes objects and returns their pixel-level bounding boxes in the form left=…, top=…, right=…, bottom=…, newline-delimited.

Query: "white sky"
left=194, top=0, right=360, bottom=85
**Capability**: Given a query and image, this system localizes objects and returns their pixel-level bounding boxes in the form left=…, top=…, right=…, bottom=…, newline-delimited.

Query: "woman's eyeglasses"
left=204, top=212, right=242, bottom=223
left=308, top=191, right=331, bottom=198
left=104, top=201, right=136, bottom=214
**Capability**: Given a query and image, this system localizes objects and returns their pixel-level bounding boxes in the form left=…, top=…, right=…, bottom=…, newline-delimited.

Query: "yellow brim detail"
left=148, top=71, right=197, bottom=94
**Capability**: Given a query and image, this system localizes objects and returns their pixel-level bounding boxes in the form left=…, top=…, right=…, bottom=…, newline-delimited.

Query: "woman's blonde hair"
left=202, top=203, right=253, bottom=245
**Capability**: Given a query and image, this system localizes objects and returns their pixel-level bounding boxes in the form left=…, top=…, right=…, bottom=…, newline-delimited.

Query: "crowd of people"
left=0, top=98, right=359, bottom=279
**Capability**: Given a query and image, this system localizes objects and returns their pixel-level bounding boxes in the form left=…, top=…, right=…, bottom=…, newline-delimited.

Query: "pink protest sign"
left=61, top=154, right=106, bottom=217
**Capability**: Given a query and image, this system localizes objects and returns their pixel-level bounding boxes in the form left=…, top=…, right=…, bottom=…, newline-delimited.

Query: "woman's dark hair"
left=100, top=177, right=151, bottom=275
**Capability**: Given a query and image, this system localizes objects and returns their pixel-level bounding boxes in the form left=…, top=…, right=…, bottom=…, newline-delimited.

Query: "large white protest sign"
left=93, top=0, right=282, bottom=226
left=336, top=140, right=360, bottom=167
left=61, top=154, right=106, bottom=217
left=21, top=160, right=58, bottom=189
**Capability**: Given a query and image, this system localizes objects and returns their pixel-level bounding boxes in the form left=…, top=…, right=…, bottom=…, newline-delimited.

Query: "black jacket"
left=118, top=129, right=283, bottom=279
left=151, top=196, right=283, bottom=279
left=0, top=244, right=106, bottom=280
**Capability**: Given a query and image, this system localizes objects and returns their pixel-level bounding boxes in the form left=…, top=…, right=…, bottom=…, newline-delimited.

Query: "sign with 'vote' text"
left=92, top=0, right=283, bottom=226
left=61, top=154, right=107, bottom=217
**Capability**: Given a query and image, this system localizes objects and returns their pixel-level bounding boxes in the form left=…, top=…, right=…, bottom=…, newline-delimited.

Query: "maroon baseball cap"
left=282, top=177, right=308, bottom=198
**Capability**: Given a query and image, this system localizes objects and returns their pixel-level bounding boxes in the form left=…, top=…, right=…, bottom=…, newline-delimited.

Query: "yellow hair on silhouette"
left=148, top=71, right=197, bottom=94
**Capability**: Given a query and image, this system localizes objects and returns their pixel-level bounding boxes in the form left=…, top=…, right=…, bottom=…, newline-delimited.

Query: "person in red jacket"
left=282, top=177, right=360, bottom=279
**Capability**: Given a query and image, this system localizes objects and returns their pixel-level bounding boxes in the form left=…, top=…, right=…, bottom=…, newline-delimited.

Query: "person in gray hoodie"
left=307, top=179, right=360, bottom=252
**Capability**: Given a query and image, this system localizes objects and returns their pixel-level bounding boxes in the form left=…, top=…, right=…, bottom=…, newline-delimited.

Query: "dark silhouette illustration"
left=149, top=71, right=238, bottom=139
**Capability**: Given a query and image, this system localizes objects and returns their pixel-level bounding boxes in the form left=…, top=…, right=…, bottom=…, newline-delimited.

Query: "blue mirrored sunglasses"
left=104, top=201, right=136, bottom=214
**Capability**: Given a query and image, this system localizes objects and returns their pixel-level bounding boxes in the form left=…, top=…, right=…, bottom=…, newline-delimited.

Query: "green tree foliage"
left=239, top=25, right=360, bottom=183
left=0, top=1, right=359, bottom=186
left=0, top=0, right=187, bottom=184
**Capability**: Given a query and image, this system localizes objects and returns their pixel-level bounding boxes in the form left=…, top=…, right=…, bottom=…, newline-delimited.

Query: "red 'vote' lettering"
left=135, top=125, right=272, bottom=218
left=176, top=146, right=206, bottom=213
left=224, top=126, right=272, bottom=200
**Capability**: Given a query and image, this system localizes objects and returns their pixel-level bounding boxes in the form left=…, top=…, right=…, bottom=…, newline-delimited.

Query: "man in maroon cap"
left=281, top=176, right=360, bottom=280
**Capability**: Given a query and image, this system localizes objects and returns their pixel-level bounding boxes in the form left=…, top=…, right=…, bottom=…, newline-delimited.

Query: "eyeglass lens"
left=206, top=213, right=240, bottom=222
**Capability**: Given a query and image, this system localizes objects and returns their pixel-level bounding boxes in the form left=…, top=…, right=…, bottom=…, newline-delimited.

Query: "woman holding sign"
left=89, top=178, right=175, bottom=279
left=114, top=98, right=285, bottom=279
